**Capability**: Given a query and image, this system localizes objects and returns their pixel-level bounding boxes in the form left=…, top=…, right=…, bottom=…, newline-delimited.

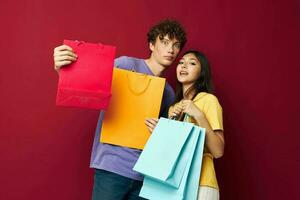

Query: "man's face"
left=149, top=35, right=181, bottom=67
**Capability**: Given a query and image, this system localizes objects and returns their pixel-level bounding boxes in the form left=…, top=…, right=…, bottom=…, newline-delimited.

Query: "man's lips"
left=164, top=56, right=174, bottom=60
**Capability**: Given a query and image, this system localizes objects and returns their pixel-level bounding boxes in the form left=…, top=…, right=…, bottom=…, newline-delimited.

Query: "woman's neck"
left=182, top=83, right=197, bottom=100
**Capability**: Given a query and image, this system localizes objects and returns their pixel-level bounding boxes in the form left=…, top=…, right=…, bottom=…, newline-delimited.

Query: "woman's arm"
left=181, top=100, right=225, bottom=159
left=193, top=112, right=225, bottom=159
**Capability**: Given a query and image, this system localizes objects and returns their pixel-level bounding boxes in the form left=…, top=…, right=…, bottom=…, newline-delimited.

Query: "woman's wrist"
left=193, top=108, right=204, bottom=120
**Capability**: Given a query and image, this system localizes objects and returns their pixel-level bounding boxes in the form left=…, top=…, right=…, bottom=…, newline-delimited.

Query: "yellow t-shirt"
left=184, top=92, right=223, bottom=190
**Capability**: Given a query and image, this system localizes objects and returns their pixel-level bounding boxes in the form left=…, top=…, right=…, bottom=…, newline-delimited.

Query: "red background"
left=1, top=0, right=299, bottom=199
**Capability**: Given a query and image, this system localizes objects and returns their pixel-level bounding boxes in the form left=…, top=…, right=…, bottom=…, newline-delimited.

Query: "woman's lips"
left=179, top=71, right=188, bottom=75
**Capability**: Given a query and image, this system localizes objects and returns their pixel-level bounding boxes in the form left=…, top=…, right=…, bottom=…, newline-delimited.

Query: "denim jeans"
left=92, top=169, right=147, bottom=200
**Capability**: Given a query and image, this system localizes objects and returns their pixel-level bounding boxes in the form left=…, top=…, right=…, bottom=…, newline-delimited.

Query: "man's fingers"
left=144, top=119, right=156, bottom=129
left=55, top=61, right=72, bottom=69
left=150, top=118, right=159, bottom=123
left=54, top=55, right=76, bottom=62
left=54, top=44, right=74, bottom=52
left=145, top=118, right=158, bottom=125
left=146, top=126, right=153, bottom=133
left=54, top=50, right=77, bottom=58
left=144, top=120, right=155, bottom=127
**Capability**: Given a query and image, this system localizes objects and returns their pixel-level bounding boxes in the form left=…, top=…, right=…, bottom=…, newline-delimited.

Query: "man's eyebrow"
left=162, top=37, right=180, bottom=44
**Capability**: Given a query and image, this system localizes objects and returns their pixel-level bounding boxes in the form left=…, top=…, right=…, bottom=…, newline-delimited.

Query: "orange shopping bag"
left=100, top=68, right=166, bottom=149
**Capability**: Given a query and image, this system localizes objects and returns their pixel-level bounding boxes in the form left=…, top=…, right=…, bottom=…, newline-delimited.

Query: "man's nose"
left=168, top=45, right=175, bottom=54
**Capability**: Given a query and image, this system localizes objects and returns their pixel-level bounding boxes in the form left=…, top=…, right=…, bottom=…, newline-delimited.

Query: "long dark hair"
left=174, top=50, right=214, bottom=104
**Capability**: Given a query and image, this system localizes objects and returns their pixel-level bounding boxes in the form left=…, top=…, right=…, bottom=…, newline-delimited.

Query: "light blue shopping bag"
left=134, top=117, right=194, bottom=188
left=133, top=117, right=206, bottom=200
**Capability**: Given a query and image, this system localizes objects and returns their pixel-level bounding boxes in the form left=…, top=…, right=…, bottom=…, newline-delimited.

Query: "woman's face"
left=176, top=53, right=201, bottom=85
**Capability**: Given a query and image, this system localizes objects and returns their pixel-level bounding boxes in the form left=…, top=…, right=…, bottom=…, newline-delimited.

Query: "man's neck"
left=144, top=58, right=166, bottom=77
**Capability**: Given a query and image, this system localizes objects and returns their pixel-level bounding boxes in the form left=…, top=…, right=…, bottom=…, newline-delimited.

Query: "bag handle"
left=74, top=40, right=104, bottom=49
left=126, top=73, right=152, bottom=95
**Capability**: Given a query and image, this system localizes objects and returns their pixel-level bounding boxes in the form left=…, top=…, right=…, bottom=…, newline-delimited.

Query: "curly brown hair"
left=147, top=19, right=187, bottom=50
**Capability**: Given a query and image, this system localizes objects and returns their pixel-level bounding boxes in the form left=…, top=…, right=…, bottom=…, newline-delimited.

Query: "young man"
left=53, top=19, right=187, bottom=200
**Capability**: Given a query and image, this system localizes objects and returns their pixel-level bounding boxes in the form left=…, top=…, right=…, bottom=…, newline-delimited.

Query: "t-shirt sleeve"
left=203, top=95, right=224, bottom=131
left=159, top=83, right=175, bottom=118
left=114, top=56, right=133, bottom=70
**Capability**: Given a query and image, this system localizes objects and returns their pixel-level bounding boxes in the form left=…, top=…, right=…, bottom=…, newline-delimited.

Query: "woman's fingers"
left=174, top=107, right=182, bottom=113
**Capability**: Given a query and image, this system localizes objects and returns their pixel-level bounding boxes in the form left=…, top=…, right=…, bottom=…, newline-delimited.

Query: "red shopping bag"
left=56, top=40, right=116, bottom=110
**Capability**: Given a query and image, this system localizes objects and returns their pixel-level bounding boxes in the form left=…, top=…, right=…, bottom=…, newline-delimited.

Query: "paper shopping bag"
left=100, top=68, right=166, bottom=150
left=134, top=117, right=195, bottom=188
left=134, top=117, right=206, bottom=200
left=56, top=40, right=116, bottom=110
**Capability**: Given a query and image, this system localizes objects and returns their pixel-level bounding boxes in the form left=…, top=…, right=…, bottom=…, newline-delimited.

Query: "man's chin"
left=162, top=60, right=174, bottom=66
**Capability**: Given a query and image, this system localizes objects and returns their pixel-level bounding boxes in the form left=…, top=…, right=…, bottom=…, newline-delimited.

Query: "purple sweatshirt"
left=90, top=56, right=175, bottom=180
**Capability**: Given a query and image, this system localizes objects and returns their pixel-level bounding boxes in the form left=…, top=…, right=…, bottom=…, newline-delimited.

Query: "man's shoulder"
left=162, top=81, right=175, bottom=103
left=115, top=56, right=143, bottom=63
left=164, top=81, right=174, bottom=93
left=114, top=56, right=144, bottom=70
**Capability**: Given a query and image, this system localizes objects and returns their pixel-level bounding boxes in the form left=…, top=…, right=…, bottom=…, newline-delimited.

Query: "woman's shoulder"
left=194, top=92, right=219, bottom=102
left=194, top=92, right=222, bottom=111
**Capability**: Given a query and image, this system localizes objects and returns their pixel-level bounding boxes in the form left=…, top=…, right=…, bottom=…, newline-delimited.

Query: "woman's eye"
left=190, top=62, right=196, bottom=65
left=178, top=61, right=184, bottom=64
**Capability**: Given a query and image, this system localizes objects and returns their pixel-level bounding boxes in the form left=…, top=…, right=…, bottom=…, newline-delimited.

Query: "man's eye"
left=162, top=40, right=168, bottom=45
left=174, top=43, right=181, bottom=49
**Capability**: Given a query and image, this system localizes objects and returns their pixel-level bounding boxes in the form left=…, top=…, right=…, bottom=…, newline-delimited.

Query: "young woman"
left=168, top=50, right=225, bottom=200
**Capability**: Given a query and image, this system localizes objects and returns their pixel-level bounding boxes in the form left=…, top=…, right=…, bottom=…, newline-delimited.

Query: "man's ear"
left=149, top=42, right=154, bottom=52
